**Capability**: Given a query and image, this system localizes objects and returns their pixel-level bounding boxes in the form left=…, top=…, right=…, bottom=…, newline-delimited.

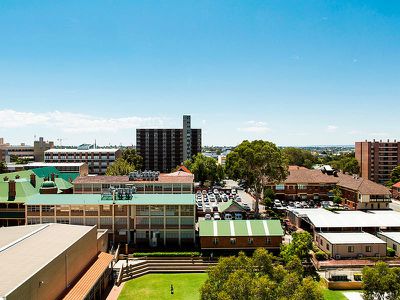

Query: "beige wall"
left=316, top=233, right=386, bottom=259
left=97, top=229, right=109, bottom=253
left=6, top=226, right=98, bottom=300
left=377, top=233, right=400, bottom=256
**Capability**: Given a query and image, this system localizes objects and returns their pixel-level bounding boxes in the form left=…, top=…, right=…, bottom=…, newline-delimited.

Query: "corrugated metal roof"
left=199, top=220, right=283, bottom=237
left=319, top=232, right=386, bottom=244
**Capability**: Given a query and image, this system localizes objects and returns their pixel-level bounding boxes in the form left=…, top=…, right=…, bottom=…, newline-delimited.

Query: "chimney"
left=51, top=173, right=55, bottom=182
left=30, top=173, right=36, bottom=187
left=8, top=180, right=16, bottom=200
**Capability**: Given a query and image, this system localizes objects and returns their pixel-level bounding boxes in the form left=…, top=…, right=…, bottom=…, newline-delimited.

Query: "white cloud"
left=0, top=109, right=167, bottom=133
left=326, top=125, right=338, bottom=133
left=370, top=132, right=389, bottom=137
left=238, top=121, right=271, bottom=133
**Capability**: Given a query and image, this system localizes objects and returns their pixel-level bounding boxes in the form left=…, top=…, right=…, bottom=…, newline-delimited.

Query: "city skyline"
left=1, top=1, right=399, bottom=146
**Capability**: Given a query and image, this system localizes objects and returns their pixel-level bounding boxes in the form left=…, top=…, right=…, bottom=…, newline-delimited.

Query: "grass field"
left=323, top=288, right=348, bottom=300
left=118, top=273, right=208, bottom=300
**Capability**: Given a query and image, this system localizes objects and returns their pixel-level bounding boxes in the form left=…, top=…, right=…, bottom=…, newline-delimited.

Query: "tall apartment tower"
left=136, top=115, right=202, bottom=172
left=355, top=139, right=400, bottom=184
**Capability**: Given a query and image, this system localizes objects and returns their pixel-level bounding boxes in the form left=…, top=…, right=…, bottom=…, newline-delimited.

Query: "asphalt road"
left=224, top=180, right=266, bottom=213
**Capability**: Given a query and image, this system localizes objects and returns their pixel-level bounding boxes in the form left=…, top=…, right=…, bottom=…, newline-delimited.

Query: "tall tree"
left=225, top=140, right=288, bottom=216
left=183, top=153, right=222, bottom=185
left=387, top=165, right=400, bottom=187
left=281, top=231, right=313, bottom=263
left=362, top=262, right=400, bottom=300
left=121, top=149, right=143, bottom=170
left=282, top=147, right=318, bottom=168
left=105, top=158, right=135, bottom=176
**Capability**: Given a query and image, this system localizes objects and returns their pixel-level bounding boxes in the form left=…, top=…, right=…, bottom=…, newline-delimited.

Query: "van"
left=224, top=213, right=233, bottom=220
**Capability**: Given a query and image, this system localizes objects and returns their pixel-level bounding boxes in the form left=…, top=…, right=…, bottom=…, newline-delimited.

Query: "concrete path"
left=343, top=291, right=363, bottom=300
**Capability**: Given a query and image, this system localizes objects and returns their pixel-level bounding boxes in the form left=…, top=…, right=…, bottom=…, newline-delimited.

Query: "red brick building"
left=266, top=167, right=391, bottom=210
left=355, top=140, right=400, bottom=184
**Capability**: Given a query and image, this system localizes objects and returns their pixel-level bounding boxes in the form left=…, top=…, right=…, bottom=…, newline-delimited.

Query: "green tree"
left=183, top=153, right=221, bottom=185
left=281, top=231, right=313, bottom=263
left=282, top=147, right=318, bottom=169
left=387, top=165, right=400, bottom=187
left=225, top=140, right=288, bottom=216
left=263, top=188, right=275, bottom=207
left=330, top=187, right=344, bottom=205
left=200, top=249, right=322, bottom=300
left=0, top=161, right=7, bottom=174
left=105, top=158, right=135, bottom=176
left=362, top=262, right=400, bottom=300
left=121, top=149, right=143, bottom=170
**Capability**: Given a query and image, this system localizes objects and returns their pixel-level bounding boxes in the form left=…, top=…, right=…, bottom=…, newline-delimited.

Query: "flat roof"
left=0, top=223, right=95, bottom=298
left=199, top=220, right=284, bottom=237
left=319, top=232, right=386, bottom=244
left=377, top=232, right=400, bottom=243
left=26, top=162, right=86, bottom=167
left=45, top=148, right=119, bottom=153
left=26, top=193, right=195, bottom=205
left=73, top=172, right=194, bottom=184
left=290, top=208, right=400, bottom=229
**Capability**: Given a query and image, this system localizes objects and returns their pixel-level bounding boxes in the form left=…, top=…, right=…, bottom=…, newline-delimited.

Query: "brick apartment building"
left=356, top=139, right=400, bottom=184
left=136, top=115, right=202, bottom=172
left=44, top=144, right=121, bottom=174
left=267, top=166, right=391, bottom=210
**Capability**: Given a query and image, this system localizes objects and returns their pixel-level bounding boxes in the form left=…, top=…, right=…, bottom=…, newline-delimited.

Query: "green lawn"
left=323, top=288, right=348, bottom=300
left=118, top=273, right=208, bottom=300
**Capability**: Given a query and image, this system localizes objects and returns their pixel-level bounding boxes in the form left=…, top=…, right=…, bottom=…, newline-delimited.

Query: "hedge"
left=132, top=251, right=201, bottom=257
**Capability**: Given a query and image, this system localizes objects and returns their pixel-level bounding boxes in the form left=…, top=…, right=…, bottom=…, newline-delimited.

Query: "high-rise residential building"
left=44, top=144, right=121, bottom=175
left=136, top=115, right=202, bottom=172
left=355, top=139, right=400, bottom=184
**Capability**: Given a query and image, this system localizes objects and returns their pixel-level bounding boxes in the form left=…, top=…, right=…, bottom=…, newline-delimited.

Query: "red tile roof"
left=63, top=252, right=113, bottom=300
left=393, top=182, right=400, bottom=188
left=281, top=168, right=390, bottom=195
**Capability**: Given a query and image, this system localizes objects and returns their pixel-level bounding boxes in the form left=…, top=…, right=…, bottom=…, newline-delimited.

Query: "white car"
left=213, top=212, right=221, bottom=220
left=205, top=213, right=212, bottom=220
left=209, top=195, right=216, bottom=202
left=224, top=213, right=233, bottom=220
left=204, top=205, right=211, bottom=213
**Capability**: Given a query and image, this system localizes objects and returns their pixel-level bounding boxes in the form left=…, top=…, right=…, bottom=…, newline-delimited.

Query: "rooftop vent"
left=129, top=170, right=160, bottom=181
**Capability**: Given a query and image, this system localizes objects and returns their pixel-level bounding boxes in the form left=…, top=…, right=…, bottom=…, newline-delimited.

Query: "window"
left=298, top=184, right=307, bottom=190
left=366, top=246, right=372, bottom=252
left=393, top=244, right=398, bottom=251
left=150, top=205, right=164, bottom=216
left=136, top=205, right=149, bottom=216
left=348, top=246, right=354, bottom=253
left=230, top=238, right=236, bottom=245
left=248, top=238, right=254, bottom=245
left=166, top=205, right=179, bottom=216
left=327, top=244, right=330, bottom=250
left=266, top=237, right=271, bottom=245
left=275, top=184, right=285, bottom=190
left=213, top=238, right=219, bottom=245
left=180, top=205, right=194, bottom=216
left=41, top=205, right=54, bottom=213
left=56, top=218, right=69, bottom=224
left=27, top=205, right=40, bottom=212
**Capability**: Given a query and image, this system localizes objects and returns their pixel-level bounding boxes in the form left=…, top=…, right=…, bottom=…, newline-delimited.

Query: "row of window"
left=212, top=237, right=272, bottom=245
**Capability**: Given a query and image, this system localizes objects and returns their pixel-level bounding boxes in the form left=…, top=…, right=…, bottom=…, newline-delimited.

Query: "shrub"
left=315, top=250, right=327, bottom=261
left=387, top=247, right=396, bottom=257
left=132, top=251, right=201, bottom=257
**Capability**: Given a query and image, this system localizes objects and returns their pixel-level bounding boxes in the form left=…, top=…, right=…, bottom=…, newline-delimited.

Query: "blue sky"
left=0, top=1, right=399, bottom=146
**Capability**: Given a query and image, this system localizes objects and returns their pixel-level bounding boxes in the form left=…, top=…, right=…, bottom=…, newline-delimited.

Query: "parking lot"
left=195, top=187, right=251, bottom=221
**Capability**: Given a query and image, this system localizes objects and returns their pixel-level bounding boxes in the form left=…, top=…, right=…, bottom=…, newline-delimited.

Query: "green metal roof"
left=25, top=193, right=195, bottom=206
left=199, top=220, right=284, bottom=237
left=0, top=167, right=74, bottom=203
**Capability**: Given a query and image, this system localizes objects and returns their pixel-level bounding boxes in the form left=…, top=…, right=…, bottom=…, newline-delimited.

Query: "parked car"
left=235, top=196, right=242, bottom=202
left=213, top=212, right=221, bottom=220
left=196, top=202, right=203, bottom=210
left=209, top=195, right=216, bottom=202
left=204, top=205, right=211, bottom=213
left=213, top=189, right=219, bottom=195
left=202, top=190, right=207, bottom=195
left=224, top=213, right=233, bottom=220
left=234, top=213, right=243, bottom=220
left=205, top=213, right=212, bottom=220
left=242, top=203, right=251, bottom=212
